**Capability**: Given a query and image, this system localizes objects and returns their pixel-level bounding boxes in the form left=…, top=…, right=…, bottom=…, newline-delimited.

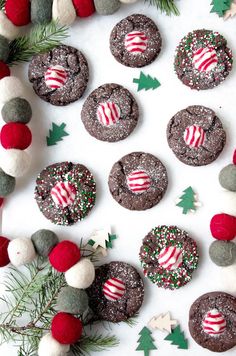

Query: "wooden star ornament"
left=148, top=312, right=177, bottom=333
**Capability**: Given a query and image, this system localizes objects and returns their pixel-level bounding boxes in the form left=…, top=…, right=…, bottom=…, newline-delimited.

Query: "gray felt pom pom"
left=0, top=168, right=15, bottom=197
left=219, top=164, right=236, bottom=192
left=94, top=0, right=121, bottom=15
left=0, top=35, right=9, bottom=62
left=209, top=240, right=236, bottom=267
left=2, top=98, right=32, bottom=124
left=57, top=287, right=89, bottom=315
left=31, top=0, right=53, bottom=24
left=31, top=229, right=59, bottom=257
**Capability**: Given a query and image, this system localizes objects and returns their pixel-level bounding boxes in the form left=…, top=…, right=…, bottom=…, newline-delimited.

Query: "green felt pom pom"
left=57, top=286, right=89, bottom=315
left=2, top=98, right=32, bottom=124
left=0, top=35, right=9, bottom=62
left=209, top=240, right=236, bottom=266
left=31, top=229, right=59, bottom=257
left=0, top=168, right=16, bottom=197
left=31, top=0, right=53, bottom=24
left=219, top=164, right=236, bottom=192
left=94, top=0, right=120, bottom=15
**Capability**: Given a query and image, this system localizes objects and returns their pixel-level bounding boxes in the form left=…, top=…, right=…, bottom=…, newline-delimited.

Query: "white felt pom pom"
left=218, top=190, right=236, bottom=216
left=65, top=258, right=95, bottom=289
left=219, top=264, right=236, bottom=295
left=0, top=11, right=20, bottom=40
left=0, top=149, right=31, bottom=178
left=52, top=0, right=76, bottom=26
left=38, top=333, right=70, bottom=356
left=119, top=0, right=138, bottom=3
left=8, top=238, right=36, bottom=267
left=0, top=77, right=25, bottom=103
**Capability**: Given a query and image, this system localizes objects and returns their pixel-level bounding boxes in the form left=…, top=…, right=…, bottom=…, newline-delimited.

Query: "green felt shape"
left=46, top=122, right=69, bottom=146
left=106, top=234, right=117, bottom=249
left=136, top=327, right=157, bottom=356
left=210, top=0, right=231, bottom=17
left=164, top=325, right=188, bottom=349
left=133, top=72, right=161, bottom=92
left=176, top=186, right=196, bottom=215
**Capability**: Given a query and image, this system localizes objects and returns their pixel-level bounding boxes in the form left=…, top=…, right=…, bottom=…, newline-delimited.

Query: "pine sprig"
left=145, top=0, right=180, bottom=15
left=0, top=0, right=5, bottom=9
left=71, top=334, right=119, bottom=355
left=7, top=22, right=69, bottom=66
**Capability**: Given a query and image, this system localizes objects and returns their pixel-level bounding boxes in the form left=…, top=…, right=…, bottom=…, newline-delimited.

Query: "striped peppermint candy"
left=158, top=246, right=183, bottom=270
left=202, top=309, right=226, bottom=336
left=51, top=181, right=76, bottom=208
left=103, top=278, right=126, bottom=301
left=184, top=125, right=205, bottom=148
left=193, top=47, right=218, bottom=72
left=45, top=65, right=67, bottom=89
left=97, top=102, right=121, bottom=126
left=125, top=31, right=148, bottom=54
left=127, top=170, right=151, bottom=194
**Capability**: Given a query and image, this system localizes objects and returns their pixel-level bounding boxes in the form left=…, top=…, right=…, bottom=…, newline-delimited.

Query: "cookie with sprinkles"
left=110, top=14, right=162, bottom=68
left=34, top=162, right=96, bottom=226
left=174, top=29, right=233, bottom=90
left=86, top=261, right=144, bottom=323
left=81, top=83, right=139, bottom=142
left=108, top=152, right=168, bottom=211
left=189, top=292, right=236, bottom=352
left=139, top=225, right=199, bottom=290
left=28, top=45, right=89, bottom=106
left=167, top=105, right=226, bottom=166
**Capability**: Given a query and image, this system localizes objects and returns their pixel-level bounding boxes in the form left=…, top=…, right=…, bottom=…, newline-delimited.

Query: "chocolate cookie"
left=28, top=45, right=89, bottom=106
left=139, top=226, right=199, bottom=290
left=81, top=83, right=139, bottom=142
left=108, top=152, right=168, bottom=211
left=174, top=29, right=233, bottom=90
left=35, top=162, right=96, bottom=226
left=167, top=105, right=226, bottom=166
left=189, top=292, right=236, bottom=352
left=110, top=14, right=162, bottom=68
left=86, top=261, right=144, bottom=323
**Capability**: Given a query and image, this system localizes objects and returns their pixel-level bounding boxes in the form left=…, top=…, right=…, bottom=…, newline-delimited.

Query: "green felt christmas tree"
left=210, top=0, right=231, bottom=17
left=46, top=122, right=69, bottom=146
left=133, top=72, right=161, bottom=92
left=136, top=327, right=157, bottom=356
left=176, top=186, right=196, bottom=215
left=106, top=233, right=117, bottom=249
left=164, top=325, right=188, bottom=349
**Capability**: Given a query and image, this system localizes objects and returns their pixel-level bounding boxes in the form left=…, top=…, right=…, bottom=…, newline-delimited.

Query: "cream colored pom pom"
left=0, top=77, right=25, bottom=103
left=65, top=258, right=95, bottom=289
left=8, top=238, right=36, bottom=267
left=218, top=190, right=236, bottom=216
left=38, top=333, right=70, bottom=356
left=52, top=0, right=76, bottom=26
left=0, top=149, right=31, bottom=177
left=0, top=11, right=20, bottom=40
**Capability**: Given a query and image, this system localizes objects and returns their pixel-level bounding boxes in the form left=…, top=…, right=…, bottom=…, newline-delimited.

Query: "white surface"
left=1, top=0, right=236, bottom=355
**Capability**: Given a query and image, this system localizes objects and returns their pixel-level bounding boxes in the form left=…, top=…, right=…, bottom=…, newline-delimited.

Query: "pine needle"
left=7, top=22, right=69, bottom=66
left=71, top=334, right=120, bottom=355
left=0, top=0, right=5, bottom=9
left=145, top=0, right=180, bottom=15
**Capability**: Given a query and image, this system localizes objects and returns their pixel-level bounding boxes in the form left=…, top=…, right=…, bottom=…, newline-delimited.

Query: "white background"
left=0, top=0, right=236, bottom=355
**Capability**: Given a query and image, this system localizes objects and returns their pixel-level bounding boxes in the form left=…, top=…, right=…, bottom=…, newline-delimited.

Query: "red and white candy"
left=184, top=125, right=205, bottom=148
left=45, top=65, right=67, bottom=89
left=103, top=278, right=125, bottom=301
left=51, top=181, right=76, bottom=208
left=125, top=31, right=148, bottom=54
left=202, top=309, right=226, bottom=336
left=158, top=246, right=183, bottom=270
left=127, top=170, right=151, bottom=194
left=97, top=102, right=121, bottom=126
left=193, top=47, right=218, bottom=72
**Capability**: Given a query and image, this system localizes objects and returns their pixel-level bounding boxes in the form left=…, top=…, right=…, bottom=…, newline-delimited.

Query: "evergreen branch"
left=7, top=22, right=69, bottom=66
left=71, top=334, right=120, bottom=355
left=145, top=0, right=180, bottom=15
left=0, top=0, right=5, bottom=9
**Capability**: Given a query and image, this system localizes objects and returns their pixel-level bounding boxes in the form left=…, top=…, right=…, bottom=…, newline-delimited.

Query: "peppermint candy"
left=103, top=278, right=126, bottom=301
left=158, top=246, right=183, bottom=270
left=184, top=125, right=205, bottom=148
left=45, top=65, right=67, bottom=89
left=127, top=170, right=151, bottom=194
left=97, top=102, right=121, bottom=126
left=125, top=31, right=148, bottom=54
left=202, top=309, right=226, bottom=336
left=193, top=47, right=218, bottom=72
left=51, top=181, right=76, bottom=208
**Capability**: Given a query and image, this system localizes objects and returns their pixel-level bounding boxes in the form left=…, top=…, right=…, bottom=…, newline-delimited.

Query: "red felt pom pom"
left=0, top=198, right=4, bottom=207
left=72, top=0, right=95, bottom=17
left=210, top=213, right=236, bottom=241
left=49, top=240, right=81, bottom=272
left=0, top=61, right=10, bottom=80
left=0, top=236, right=10, bottom=267
left=0, top=123, right=32, bottom=150
left=51, top=312, right=83, bottom=344
left=233, top=149, right=236, bottom=165
left=5, top=0, right=31, bottom=26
